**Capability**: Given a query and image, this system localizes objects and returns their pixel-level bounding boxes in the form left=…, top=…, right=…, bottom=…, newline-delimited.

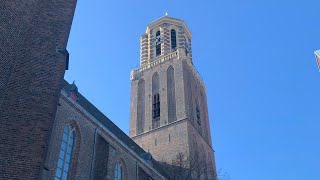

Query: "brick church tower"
left=0, top=1, right=77, bottom=179
left=130, top=16, right=217, bottom=179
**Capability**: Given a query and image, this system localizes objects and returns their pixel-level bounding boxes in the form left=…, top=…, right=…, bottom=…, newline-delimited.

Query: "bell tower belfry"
left=130, top=16, right=217, bottom=179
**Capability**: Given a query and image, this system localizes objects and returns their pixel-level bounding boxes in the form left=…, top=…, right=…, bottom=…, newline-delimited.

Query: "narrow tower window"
left=55, top=125, right=75, bottom=180
left=152, top=93, right=160, bottom=119
left=171, top=29, right=177, bottom=51
left=196, top=100, right=201, bottom=125
left=155, top=31, right=161, bottom=56
left=152, top=73, right=160, bottom=129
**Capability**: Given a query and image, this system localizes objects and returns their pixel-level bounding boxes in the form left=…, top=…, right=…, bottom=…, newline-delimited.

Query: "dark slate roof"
left=61, top=79, right=171, bottom=179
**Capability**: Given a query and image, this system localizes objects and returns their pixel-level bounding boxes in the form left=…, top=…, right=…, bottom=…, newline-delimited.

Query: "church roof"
left=61, top=79, right=171, bottom=179
left=62, top=79, right=145, bottom=154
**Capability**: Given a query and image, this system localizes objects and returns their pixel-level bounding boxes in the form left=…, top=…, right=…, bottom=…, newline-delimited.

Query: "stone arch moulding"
left=113, top=158, right=128, bottom=180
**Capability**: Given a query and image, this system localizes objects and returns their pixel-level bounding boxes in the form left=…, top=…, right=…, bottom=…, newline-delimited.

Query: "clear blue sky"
left=65, top=0, right=320, bottom=179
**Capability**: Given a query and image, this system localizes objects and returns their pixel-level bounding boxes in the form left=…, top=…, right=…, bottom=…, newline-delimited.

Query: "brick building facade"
left=130, top=16, right=217, bottom=179
left=42, top=80, right=169, bottom=180
left=0, top=1, right=76, bottom=179
left=1, top=2, right=217, bottom=179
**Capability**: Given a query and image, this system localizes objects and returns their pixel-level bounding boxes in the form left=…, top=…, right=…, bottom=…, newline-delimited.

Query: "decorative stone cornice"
left=145, top=16, right=192, bottom=40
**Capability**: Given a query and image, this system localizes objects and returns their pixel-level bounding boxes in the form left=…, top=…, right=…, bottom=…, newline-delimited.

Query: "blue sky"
left=65, top=0, right=320, bottom=179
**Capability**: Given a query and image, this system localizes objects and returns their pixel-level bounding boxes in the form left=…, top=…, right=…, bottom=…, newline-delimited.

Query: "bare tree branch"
left=160, top=152, right=230, bottom=180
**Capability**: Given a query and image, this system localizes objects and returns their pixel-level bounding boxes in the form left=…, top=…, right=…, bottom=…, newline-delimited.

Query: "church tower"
left=130, top=16, right=217, bottom=179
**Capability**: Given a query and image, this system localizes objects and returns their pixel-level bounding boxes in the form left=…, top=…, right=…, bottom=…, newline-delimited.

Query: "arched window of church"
left=170, top=29, right=177, bottom=51
left=167, top=66, right=176, bottom=123
left=152, top=73, right=160, bottom=129
left=55, top=125, right=75, bottom=180
left=153, top=93, right=160, bottom=119
left=155, top=30, right=161, bottom=56
left=114, top=162, right=123, bottom=180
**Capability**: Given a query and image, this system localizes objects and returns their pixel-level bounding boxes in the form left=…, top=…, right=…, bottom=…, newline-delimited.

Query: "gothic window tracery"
left=152, top=93, right=160, bottom=120
left=55, top=125, right=75, bottom=180
left=155, top=31, right=161, bottom=56
left=152, top=73, right=160, bottom=129
left=114, top=162, right=123, bottom=180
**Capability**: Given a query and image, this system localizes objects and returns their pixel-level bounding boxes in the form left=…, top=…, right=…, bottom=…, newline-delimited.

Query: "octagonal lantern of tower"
left=140, top=16, right=193, bottom=67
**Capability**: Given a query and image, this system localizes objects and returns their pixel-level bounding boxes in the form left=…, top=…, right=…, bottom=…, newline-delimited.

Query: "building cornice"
left=145, top=16, right=192, bottom=39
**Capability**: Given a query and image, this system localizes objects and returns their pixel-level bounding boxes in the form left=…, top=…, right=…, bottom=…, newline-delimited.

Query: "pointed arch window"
left=155, top=31, right=161, bottom=56
left=152, top=73, right=160, bottom=129
left=152, top=93, right=160, bottom=119
left=114, top=162, right=123, bottom=180
left=55, top=125, right=75, bottom=180
left=171, top=29, right=177, bottom=51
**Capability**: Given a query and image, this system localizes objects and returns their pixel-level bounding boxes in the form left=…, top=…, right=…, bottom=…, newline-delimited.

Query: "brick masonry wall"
left=0, top=1, right=77, bottom=179
left=187, top=121, right=216, bottom=179
left=182, top=57, right=216, bottom=179
left=130, top=55, right=217, bottom=178
left=46, top=93, right=165, bottom=180
left=140, top=34, right=148, bottom=66
left=132, top=119, right=190, bottom=163
left=130, top=17, right=217, bottom=179
left=140, top=22, right=186, bottom=65
left=182, top=59, right=212, bottom=145
left=130, top=58, right=187, bottom=137
left=93, top=135, right=109, bottom=179
left=45, top=96, right=95, bottom=180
